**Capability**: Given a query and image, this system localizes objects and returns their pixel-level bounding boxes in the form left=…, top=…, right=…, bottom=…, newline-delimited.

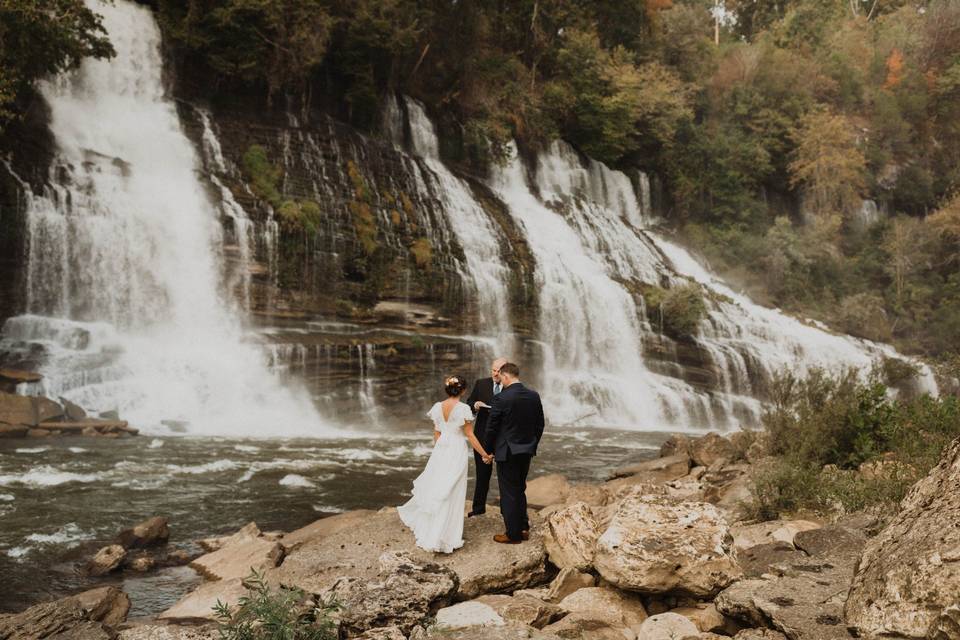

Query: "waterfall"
left=2, top=0, right=332, bottom=436
left=394, top=98, right=514, bottom=354
left=481, top=140, right=935, bottom=430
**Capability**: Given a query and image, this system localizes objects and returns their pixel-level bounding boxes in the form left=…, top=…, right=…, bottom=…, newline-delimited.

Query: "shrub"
left=642, top=282, right=707, bottom=339
left=213, top=569, right=337, bottom=640
left=749, top=367, right=960, bottom=520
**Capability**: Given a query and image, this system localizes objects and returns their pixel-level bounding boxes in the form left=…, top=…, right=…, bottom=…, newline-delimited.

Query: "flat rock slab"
left=0, top=597, right=112, bottom=640
left=158, top=577, right=247, bottom=622
left=738, top=542, right=809, bottom=578
left=281, top=509, right=376, bottom=552
left=731, top=520, right=821, bottom=551
left=271, top=507, right=547, bottom=599
left=190, top=523, right=284, bottom=581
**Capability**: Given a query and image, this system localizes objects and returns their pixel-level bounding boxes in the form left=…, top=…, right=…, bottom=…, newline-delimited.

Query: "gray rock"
left=434, top=601, right=505, bottom=629
left=72, top=586, right=130, bottom=626
left=189, top=521, right=284, bottom=581
left=846, top=436, right=960, bottom=639
left=322, top=551, right=458, bottom=636
left=593, top=495, right=741, bottom=597
left=543, top=502, right=600, bottom=570
left=116, top=516, right=169, bottom=549
left=632, top=612, right=699, bottom=640
left=606, top=454, right=690, bottom=485
left=475, top=594, right=564, bottom=628
left=60, top=397, right=87, bottom=421
left=271, top=508, right=547, bottom=600
left=119, top=625, right=217, bottom=640
left=526, top=474, right=571, bottom=509
left=85, top=544, right=126, bottom=577
left=0, top=598, right=112, bottom=640
left=690, top=432, right=736, bottom=467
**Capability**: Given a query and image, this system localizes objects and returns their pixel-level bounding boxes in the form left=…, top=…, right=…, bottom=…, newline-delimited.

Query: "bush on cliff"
left=642, top=282, right=707, bottom=340
left=748, top=367, right=960, bottom=520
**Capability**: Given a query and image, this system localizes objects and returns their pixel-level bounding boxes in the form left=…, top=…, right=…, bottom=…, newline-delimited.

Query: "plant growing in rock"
left=641, top=282, right=707, bottom=339
left=213, top=569, right=338, bottom=640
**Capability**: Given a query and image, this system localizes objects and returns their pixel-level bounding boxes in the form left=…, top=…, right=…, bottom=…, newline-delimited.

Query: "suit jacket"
left=465, top=377, right=496, bottom=440
left=484, top=382, right=545, bottom=462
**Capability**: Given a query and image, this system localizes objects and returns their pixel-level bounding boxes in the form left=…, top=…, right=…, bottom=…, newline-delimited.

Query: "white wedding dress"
left=398, top=401, right=474, bottom=553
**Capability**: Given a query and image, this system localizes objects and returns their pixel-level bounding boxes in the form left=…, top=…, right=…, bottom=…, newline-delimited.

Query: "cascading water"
left=1, top=0, right=331, bottom=436
left=484, top=140, right=936, bottom=430
left=393, top=98, right=514, bottom=354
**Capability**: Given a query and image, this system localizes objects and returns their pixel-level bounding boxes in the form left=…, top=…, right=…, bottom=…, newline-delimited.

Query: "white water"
left=398, top=98, right=514, bottom=354
left=485, top=140, right=935, bottom=429
left=3, top=0, right=331, bottom=436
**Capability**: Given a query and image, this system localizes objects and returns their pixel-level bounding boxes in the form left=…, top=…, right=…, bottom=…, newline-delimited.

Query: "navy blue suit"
left=465, top=377, right=499, bottom=513
left=484, top=382, right=545, bottom=540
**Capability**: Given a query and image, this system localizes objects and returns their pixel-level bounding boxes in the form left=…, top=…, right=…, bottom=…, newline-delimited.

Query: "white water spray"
left=5, top=0, right=332, bottom=437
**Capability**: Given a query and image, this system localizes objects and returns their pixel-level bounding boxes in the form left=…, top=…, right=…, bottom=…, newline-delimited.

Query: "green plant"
left=641, top=282, right=707, bottom=339
left=213, top=569, right=338, bottom=640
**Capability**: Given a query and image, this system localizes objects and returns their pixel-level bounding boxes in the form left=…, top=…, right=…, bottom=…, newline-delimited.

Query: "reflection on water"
left=0, top=427, right=667, bottom=614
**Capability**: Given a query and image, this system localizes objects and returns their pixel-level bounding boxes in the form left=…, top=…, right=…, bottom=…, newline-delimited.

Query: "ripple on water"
left=279, top=474, right=316, bottom=488
left=0, top=466, right=103, bottom=487
left=15, top=447, right=49, bottom=454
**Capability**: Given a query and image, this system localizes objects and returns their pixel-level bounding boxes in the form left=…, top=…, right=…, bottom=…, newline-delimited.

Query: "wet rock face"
left=845, top=436, right=960, bottom=639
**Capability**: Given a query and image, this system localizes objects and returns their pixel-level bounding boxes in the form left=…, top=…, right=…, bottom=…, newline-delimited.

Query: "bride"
left=398, top=375, right=494, bottom=553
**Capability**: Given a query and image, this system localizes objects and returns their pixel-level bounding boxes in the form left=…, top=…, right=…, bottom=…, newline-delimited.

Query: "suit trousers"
left=496, top=450, right=532, bottom=541
left=472, top=450, right=493, bottom=513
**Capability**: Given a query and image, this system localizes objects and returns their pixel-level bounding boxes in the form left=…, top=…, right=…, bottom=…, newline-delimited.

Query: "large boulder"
left=557, top=586, right=647, bottom=627
left=0, top=597, right=112, bottom=640
left=543, top=502, right=600, bottom=571
left=845, top=436, right=960, bottom=639
left=526, top=474, right=571, bottom=509
left=73, top=586, right=131, bottom=626
left=659, top=434, right=693, bottom=461
left=85, top=544, right=126, bottom=577
left=690, top=433, right=736, bottom=467
left=474, top=594, right=563, bottom=628
left=272, top=508, right=547, bottom=599
left=541, top=612, right=630, bottom=640
left=190, top=521, right=284, bottom=581
left=434, top=601, right=505, bottom=630
left=633, top=612, right=699, bottom=640
left=33, top=396, right=65, bottom=423
left=321, top=551, right=457, bottom=636
left=593, top=495, right=741, bottom=597
left=542, top=568, right=596, bottom=602
left=116, top=516, right=169, bottom=549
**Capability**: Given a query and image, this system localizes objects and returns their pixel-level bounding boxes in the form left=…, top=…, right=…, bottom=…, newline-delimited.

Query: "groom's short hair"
left=500, top=362, right=520, bottom=378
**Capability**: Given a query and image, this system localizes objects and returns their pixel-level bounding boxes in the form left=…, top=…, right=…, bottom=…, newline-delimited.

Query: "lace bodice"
left=427, top=402, right=474, bottom=435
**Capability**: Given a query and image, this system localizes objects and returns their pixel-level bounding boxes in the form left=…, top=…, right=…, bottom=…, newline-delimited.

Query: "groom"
left=484, top=362, right=545, bottom=544
left=465, top=356, right=508, bottom=517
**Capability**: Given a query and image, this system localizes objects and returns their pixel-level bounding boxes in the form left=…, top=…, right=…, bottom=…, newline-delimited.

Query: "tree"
left=0, top=0, right=114, bottom=128
left=882, top=216, right=934, bottom=306
left=789, top=111, right=867, bottom=218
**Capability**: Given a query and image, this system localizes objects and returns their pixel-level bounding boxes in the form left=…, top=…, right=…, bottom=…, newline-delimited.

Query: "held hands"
left=481, top=453, right=494, bottom=464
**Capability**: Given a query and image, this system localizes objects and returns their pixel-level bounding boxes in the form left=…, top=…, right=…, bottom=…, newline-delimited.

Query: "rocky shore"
left=5, top=430, right=960, bottom=640
left=0, top=370, right=138, bottom=439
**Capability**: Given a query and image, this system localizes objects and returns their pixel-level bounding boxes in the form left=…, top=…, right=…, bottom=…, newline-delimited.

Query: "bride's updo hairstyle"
left=444, top=375, right=467, bottom=397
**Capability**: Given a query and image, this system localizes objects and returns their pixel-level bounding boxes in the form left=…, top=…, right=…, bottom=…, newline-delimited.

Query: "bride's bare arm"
left=434, top=429, right=441, bottom=443
left=464, top=422, right=492, bottom=461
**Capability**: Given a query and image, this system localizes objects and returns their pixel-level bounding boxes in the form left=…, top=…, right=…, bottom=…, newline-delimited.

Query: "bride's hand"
left=482, top=454, right=494, bottom=464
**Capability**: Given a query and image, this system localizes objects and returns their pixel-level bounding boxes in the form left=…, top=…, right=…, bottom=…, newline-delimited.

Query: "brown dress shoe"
left=521, top=530, right=530, bottom=540
left=493, top=533, right=522, bottom=544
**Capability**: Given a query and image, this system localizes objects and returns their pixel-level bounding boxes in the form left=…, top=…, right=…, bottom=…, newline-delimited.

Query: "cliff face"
left=175, top=97, right=539, bottom=337
left=0, top=93, right=54, bottom=324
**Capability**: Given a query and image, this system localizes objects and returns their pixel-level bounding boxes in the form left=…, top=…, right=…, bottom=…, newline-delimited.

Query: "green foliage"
left=242, top=145, right=321, bottom=233
left=213, top=569, right=337, bottom=640
left=642, top=281, right=707, bottom=339
left=0, top=0, right=114, bottom=129
left=747, top=368, right=960, bottom=520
